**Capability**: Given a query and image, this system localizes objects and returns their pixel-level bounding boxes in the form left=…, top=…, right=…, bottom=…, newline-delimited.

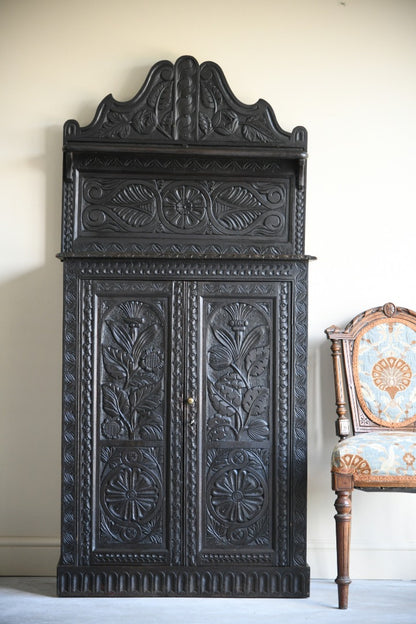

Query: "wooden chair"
left=325, top=302, right=416, bottom=609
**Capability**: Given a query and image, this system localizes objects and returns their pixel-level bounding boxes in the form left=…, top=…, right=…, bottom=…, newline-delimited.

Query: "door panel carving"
left=91, top=285, right=174, bottom=562
left=195, top=282, right=284, bottom=564
left=205, top=448, right=270, bottom=547
left=99, top=446, right=164, bottom=547
left=99, top=299, right=166, bottom=441
left=206, top=300, right=272, bottom=443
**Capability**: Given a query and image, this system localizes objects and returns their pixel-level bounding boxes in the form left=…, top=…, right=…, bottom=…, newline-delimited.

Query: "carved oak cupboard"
left=57, top=56, right=311, bottom=597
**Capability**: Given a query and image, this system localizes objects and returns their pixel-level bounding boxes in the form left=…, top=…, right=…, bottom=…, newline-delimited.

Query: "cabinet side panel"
left=59, top=263, right=80, bottom=567
left=291, top=263, right=309, bottom=566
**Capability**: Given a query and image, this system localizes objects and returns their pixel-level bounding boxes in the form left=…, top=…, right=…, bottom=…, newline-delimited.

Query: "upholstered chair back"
left=327, top=303, right=416, bottom=437
left=353, top=318, right=416, bottom=429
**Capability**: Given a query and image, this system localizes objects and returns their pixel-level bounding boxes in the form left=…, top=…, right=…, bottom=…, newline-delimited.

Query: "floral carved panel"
left=99, top=298, right=166, bottom=441
left=206, top=301, right=272, bottom=443
left=205, top=448, right=271, bottom=548
left=200, top=292, right=276, bottom=554
left=98, top=446, right=165, bottom=548
left=94, top=293, right=170, bottom=554
left=80, top=177, right=289, bottom=240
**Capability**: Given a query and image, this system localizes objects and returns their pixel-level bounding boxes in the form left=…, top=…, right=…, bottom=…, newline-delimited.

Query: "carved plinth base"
left=57, top=565, right=310, bottom=598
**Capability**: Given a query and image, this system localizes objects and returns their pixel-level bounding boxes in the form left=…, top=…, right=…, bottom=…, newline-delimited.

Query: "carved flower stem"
left=235, top=410, right=243, bottom=436
left=123, top=370, right=131, bottom=391
left=118, top=411, right=133, bottom=438
left=229, top=363, right=249, bottom=436
left=230, top=362, right=249, bottom=388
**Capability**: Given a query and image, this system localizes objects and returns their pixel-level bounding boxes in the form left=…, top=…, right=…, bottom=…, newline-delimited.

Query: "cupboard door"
left=188, top=280, right=291, bottom=567
left=78, top=276, right=185, bottom=567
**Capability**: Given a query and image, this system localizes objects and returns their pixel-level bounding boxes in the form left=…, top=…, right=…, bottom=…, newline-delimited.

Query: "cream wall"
left=1, top=0, right=416, bottom=579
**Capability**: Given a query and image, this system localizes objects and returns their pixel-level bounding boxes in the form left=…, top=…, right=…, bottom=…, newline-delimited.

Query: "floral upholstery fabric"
left=331, top=432, right=416, bottom=487
left=353, top=320, right=416, bottom=427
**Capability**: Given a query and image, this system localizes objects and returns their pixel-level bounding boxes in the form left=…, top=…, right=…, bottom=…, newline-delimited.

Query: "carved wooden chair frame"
left=326, top=302, right=416, bottom=609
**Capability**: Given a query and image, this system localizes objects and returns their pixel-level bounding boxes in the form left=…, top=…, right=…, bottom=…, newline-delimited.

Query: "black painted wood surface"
left=57, top=56, right=311, bottom=597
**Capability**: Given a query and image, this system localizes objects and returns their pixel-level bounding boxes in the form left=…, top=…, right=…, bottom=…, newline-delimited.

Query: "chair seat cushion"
left=331, top=431, right=416, bottom=487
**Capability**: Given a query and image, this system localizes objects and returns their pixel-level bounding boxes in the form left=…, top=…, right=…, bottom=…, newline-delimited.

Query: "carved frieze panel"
left=80, top=177, right=289, bottom=240
left=65, top=167, right=302, bottom=256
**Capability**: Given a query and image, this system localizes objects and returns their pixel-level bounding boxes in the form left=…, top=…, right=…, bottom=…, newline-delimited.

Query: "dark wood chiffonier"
left=57, top=56, right=312, bottom=597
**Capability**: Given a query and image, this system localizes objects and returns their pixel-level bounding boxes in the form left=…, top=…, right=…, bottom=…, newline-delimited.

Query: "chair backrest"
left=326, top=303, right=416, bottom=438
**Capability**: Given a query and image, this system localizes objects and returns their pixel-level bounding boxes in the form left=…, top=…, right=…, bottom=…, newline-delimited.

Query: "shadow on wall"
left=308, top=338, right=339, bottom=477
left=306, top=337, right=341, bottom=575
left=0, top=61, right=196, bottom=570
left=0, top=125, right=63, bottom=544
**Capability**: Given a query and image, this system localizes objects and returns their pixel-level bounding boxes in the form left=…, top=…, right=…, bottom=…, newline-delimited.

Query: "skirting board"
left=1, top=537, right=415, bottom=579
left=0, top=537, right=60, bottom=576
left=308, top=539, right=416, bottom=580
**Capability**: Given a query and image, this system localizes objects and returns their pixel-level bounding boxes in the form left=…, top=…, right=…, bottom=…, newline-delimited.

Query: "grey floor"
left=0, top=577, right=415, bottom=624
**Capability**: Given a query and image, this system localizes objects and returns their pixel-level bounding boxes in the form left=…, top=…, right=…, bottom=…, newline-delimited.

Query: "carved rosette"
left=99, top=447, right=163, bottom=545
left=206, top=449, right=270, bottom=547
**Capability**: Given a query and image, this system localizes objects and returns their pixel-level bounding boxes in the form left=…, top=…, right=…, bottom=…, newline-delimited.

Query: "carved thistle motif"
left=207, top=302, right=271, bottom=442
left=100, top=300, right=165, bottom=441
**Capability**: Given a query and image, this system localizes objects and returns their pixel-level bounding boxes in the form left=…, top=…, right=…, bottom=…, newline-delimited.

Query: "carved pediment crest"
left=64, top=56, right=306, bottom=149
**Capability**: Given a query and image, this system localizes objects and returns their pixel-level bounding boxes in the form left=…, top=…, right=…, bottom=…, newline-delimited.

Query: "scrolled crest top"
left=64, top=56, right=307, bottom=150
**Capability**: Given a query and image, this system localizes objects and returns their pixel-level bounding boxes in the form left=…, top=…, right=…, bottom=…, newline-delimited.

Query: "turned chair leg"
left=332, top=473, right=353, bottom=609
